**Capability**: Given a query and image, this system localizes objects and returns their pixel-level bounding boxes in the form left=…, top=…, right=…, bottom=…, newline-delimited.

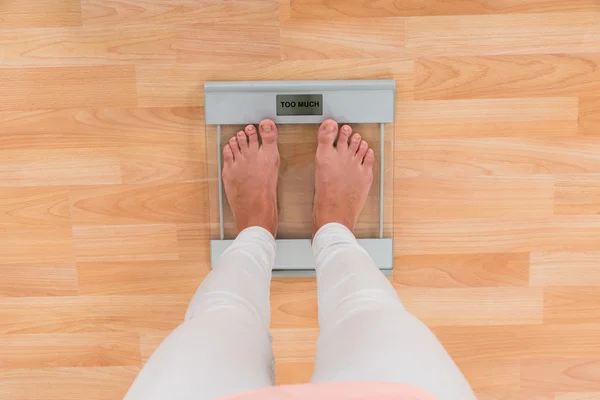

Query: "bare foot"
left=222, top=119, right=280, bottom=236
left=313, top=120, right=375, bottom=236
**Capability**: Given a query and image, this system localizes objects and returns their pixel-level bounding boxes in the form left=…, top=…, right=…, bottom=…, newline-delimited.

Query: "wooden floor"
left=1, top=1, right=600, bottom=399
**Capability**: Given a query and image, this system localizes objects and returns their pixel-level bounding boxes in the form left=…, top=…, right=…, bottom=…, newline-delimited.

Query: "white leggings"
left=125, top=223, right=476, bottom=400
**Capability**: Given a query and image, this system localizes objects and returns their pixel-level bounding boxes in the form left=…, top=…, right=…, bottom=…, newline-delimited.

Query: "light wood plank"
left=175, top=20, right=280, bottom=63
left=276, top=360, right=313, bottom=385
left=0, top=107, right=202, bottom=150
left=82, top=0, right=277, bottom=26
left=393, top=253, right=530, bottom=288
left=0, top=366, right=138, bottom=400
left=0, top=66, right=137, bottom=111
left=0, top=295, right=189, bottom=334
left=77, top=260, right=206, bottom=295
left=434, top=324, right=600, bottom=363
left=270, top=279, right=318, bottom=328
left=70, top=183, right=206, bottom=225
left=395, top=176, right=554, bottom=219
left=530, top=252, right=600, bottom=287
left=477, top=393, right=554, bottom=400
left=521, top=359, right=600, bottom=392
left=555, top=174, right=600, bottom=215
left=556, top=393, right=600, bottom=400
left=120, top=145, right=206, bottom=184
left=281, top=18, right=407, bottom=59
left=399, top=287, right=543, bottom=326
left=544, top=288, right=600, bottom=324
left=0, top=0, right=82, bottom=28
left=0, top=226, right=74, bottom=264
left=395, top=216, right=600, bottom=255
left=0, top=333, right=140, bottom=368
left=407, top=12, right=600, bottom=56
left=0, top=26, right=176, bottom=66
left=415, top=54, right=600, bottom=100
left=0, top=187, right=70, bottom=226
left=460, top=360, right=520, bottom=392
left=73, top=224, right=179, bottom=262
left=176, top=223, right=211, bottom=261
left=0, top=263, right=78, bottom=297
left=290, top=0, right=600, bottom=18
left=579, top=97, right=600, bottom=135
left=396, top=98, right=578, bottom=138
left=0, top=148, right=121, bottom=187
left=139, top=330, right=170, bottom=363
left=396, top=138, right=600, bottom=178
left=135, top=59, right=413, bottom=107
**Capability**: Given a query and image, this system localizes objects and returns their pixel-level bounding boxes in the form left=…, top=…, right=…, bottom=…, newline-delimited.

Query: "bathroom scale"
left=204, top=80, right=395, bottom=276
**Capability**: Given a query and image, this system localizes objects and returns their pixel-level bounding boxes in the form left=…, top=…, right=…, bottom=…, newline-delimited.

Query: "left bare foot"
left=222, top=119, right=280, bottom=236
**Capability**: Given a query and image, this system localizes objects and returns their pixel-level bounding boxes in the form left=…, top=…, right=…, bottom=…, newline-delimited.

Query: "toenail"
left=262, top=124, right=272, bottom=132
left=247, top=125, right=254, bottom=131
left=343, top=126, right=350, bottom=132
left=325, top=124, right=335, bottom=132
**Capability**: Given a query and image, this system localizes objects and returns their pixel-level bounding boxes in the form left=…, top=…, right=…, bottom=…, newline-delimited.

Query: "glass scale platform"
left=205, top=80, right=395, bottom=276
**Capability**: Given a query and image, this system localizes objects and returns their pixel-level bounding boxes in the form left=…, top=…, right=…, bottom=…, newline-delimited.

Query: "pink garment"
left=221, top=381, right=437, bottom=400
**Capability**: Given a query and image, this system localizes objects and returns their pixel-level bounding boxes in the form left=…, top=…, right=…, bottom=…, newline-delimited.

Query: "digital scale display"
left=276, top=94, right=323, bottom=116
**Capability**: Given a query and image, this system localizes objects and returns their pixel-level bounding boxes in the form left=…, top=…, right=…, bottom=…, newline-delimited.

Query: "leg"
left=309, top=121, right=476, bottom=400
left=125, top=120, right=280, bottom=400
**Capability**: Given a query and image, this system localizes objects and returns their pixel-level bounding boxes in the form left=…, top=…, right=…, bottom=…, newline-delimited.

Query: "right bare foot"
left=313, top=119, right=375, bottom=236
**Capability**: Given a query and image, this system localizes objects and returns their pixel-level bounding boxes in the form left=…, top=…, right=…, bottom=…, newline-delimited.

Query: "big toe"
left=259, top=119, right=278, bottom=145
left=318, top=119, right=338, bottom=146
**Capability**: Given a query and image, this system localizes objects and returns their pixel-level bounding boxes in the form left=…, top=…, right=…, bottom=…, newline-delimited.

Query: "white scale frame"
left=205, top=80, right=395, bottom=277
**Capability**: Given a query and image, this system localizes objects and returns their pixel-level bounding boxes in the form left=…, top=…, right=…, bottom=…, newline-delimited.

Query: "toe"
left=318, top=119, right=338, bottom=145
left=364, top=148, right=375, bottom=167
left=349, top=133, right=361, bottom=154
left=223, top=144, right=234, bottom=165
left=236, top=130, right=248, bottom=151
left=245, top=124, right=258, bottom=149
left=259, top=119, right=278, bottom=145
left=356, top=140, right=369, bottom=161
left=337, top=125, right=352, bottom=149
left=229, top=137, right=241, bottom=156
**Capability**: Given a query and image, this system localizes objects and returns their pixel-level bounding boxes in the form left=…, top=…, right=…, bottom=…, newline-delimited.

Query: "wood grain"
left=290, top=0, right=600, bottom=18
left=398, top=287, right=543, bottom=326
left=396, top=138, right=600, bottom=178
left=73, top=224, right=179, bottom=262
left=0, top=333, right=141, bottom=368
left=77, top=260, right=206, bottom=295
left=0, top=107, right=202, bottom=150
left=415, top=54, right=600, bottom=100
left=396, top=98, right=578, bottom=138
left=0, top=66, right=137, bottom=111
left=543, top=287, right=600, bottom=324
left=530, top=252, right=600, bottom=287
left=70, top=183, right=206, bottom=225
left=0, top=366, right=138, bottom=400
left=407, top=12, right=600, bottom=56
left=0, top=26, right=177, bottom=66
left=0, top=263, right=78, bottom=297
left=555, top=174, right=600, bottom=215
left=521, top=359, right=600, bottom=392
left=579, top=97, right=600, bottom=135
left=136, top=59, right=413, bottom=107
left=0, top=295, right=189, bottom=334
left=0, top=0, right=82, bottom=28
left=395, top=216, right=600, bottom=255
left=393, top=253, right=530, bottom=288
left=281, top=18, right=407, bottom=59
left=395, top=175, right=554, bottom=219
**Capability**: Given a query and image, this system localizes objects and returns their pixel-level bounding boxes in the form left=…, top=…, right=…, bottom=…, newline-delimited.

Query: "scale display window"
left=205, top=80, right=395, bottom=276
